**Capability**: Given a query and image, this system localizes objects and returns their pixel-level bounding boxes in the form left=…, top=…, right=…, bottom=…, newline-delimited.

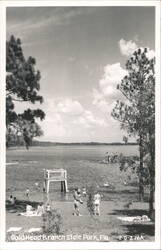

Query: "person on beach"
left=106, top=152, right=110, bottom=163
left=46, top=203, right=51, bottom=212
left=9, top=195, right=14, bottom=205
left=23, top=128, right=31, bottom=150
left=93, top=191, right=101, bottom=216
left=13, top=197, right=17, bottom=205
left=35, top=182, right=39, bottom=190
left=25, top=188, right=30, bottom=199
left=37, top=203, right=45, bottom=215
left=82, top=187, right=87, bottom=197
left=73, top=188, right=83, bottom=216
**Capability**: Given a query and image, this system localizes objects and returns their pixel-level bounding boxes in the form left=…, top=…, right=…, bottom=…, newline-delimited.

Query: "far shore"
left=7, top=141, right=138, bottom=148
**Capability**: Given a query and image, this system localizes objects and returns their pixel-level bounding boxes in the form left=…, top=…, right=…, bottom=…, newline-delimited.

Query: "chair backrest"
left=43, top=169, right=67, bottom=180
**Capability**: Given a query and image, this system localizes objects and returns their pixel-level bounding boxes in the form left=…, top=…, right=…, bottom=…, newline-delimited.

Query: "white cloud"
left=39, top=97, right=108, bottom=142
left=92, top=89, right=109, bottom=113
left=119, top=38, right=138, bottom=57
left=54, top=99, right=107, bottom=128
left=93, top=63, right=127, bottom=114
left=56, top=99, right=84, bottom=116
left=99, top=63, right=127, bottom=97
left=84, top=110, right=107, bottom=127
left=119, top=38, right=155, bottom=60
left=146, top=49, right=155, bottom=60
left=94, top=40, right=155, bottom=114
left=92, top=38, right=155, bottom=137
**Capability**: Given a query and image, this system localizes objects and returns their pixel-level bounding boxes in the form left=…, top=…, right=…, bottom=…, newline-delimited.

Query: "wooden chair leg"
left=43, top=181, right=46, bottom=192
left=61, top=181, right=64, bottom=192
left=64, top=180, right=68, bottom=192
left=47, top=180, right=50, bottom=193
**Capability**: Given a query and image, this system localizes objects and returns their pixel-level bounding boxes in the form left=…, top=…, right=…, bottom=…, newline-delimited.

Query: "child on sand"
left=25, top=188, right=30, bottom=199
left=26, top=204, right=33, bottom=215
left=82, top=187, right=87, bottom=197
left=37, top=204, right=44, bottom=216
left=35, top=182, right=39, bottom=190
left=9, top=195, right=14, bottom=204
left=73, top=188, right=83, bottom=216
left=46, top=203, right=51, bottom=212
left=93, top=191, right=101, bottom=216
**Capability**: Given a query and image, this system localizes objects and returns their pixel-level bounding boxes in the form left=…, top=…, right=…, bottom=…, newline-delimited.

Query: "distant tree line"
left=9, top=140, right=138, bottom=147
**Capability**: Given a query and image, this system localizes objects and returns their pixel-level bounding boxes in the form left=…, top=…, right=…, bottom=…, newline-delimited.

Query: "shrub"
left=119, top=153, right=150, bottom=185
left=86, top=185, right=97, bottom=216
left=42, top=209, right=63, bottom=234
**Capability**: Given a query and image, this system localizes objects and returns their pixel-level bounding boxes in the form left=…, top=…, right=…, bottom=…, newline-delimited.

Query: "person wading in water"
left=73, top=188, right=83, bottom=216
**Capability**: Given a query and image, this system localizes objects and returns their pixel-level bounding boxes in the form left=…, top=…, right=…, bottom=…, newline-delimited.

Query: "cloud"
left=38, top=97, right=108, bottom=142
left=93, top=88, right=118, bottom=114
left=119, top=38, right=155, bottom=60
left=92, top=89, right=109, bottom=113
left=92, top=38, right=155, bottom=136
left=92, top=63, right=127, bottom=132
left=56, top=99, right=84, bottom=116
left=93, top=63, right=127, bottom=114
left=53, top=98, right=107, bottom=127
left=119, top=38, right=138, bottom=57
left=14, top=95, right=108, bottom=140
left=99, top=63, right=127, bottom=97
left=146, top=49, right=155, bottom=60
left=93, top=41, right=155, bottom=115
left=73, top=110, right=107, bottom=128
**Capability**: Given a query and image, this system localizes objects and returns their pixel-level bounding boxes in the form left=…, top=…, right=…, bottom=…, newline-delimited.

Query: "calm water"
left=7, top=144, right=138, bottom=159
left=6, top=145, right=139, bottom=202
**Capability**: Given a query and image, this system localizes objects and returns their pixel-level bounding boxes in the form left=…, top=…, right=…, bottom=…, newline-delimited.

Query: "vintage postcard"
left=0, top=1, right=160, bottom=250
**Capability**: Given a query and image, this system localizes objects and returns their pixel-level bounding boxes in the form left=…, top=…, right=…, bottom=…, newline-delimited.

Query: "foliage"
left=111, top=47, right=155, bottom=209
left=42, top=209, right=63, bottom=235
left=6, top=35, right=43, bottom=104
left=86, top=185, right=97, bottom=216
left=123, top=136, right=128, bottom=144
left=6, top=35, right=45, bottom=148
left=119, top=154, right=150, bottom=185
left=111, top=48, right=155, bottom=138
left=6, top=114, right=44, bottom=148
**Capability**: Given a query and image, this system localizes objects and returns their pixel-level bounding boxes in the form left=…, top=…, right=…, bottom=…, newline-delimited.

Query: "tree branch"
left=12, top=98, right=29, bottom=102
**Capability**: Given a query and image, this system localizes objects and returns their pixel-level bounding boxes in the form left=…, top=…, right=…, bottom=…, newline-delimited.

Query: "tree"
left=123, top=135, right=128, bottom=144
left=111, top=48, right=155, bottom=213
left=7, top=116, right=44, bottom=149
left=6, top=35, right=45, bottom=148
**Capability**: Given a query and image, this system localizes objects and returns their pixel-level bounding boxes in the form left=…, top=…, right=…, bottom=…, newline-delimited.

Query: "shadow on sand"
left=109, top=208, right=150, bottom=216
left=121, top=223, right=155, bottom=237
left=109, top=209, right=155, bottom=238
left=6, top=199, right=42, bottom=213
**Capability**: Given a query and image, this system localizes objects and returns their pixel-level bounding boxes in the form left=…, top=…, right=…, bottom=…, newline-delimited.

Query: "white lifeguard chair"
left=43, top=169, right=68, bottom=193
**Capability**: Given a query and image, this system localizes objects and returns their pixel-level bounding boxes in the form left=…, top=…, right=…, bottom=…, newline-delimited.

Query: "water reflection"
left=43, top=190, right=73, bottom=204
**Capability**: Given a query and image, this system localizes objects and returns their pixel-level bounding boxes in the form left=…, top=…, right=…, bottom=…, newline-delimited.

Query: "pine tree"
left=6, top=35, right=45, bottom=148
left=112, top=48, right=155, bottom=213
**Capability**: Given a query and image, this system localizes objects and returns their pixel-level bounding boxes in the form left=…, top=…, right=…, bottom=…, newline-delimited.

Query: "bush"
left=42, top=209, right=63, bottom=234
left=119, top=153, right=150, bottom=185
left=87, top=185, right=97, bottom=216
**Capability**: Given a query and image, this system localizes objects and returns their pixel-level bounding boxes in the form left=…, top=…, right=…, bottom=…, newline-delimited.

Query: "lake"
left=6, top=145, right=139, bottom=202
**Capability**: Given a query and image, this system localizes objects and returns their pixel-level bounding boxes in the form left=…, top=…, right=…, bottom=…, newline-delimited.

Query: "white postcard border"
left=0, top=1, right=160, bottom=250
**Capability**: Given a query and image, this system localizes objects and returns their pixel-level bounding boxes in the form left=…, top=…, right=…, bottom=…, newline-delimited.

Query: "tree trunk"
left=149, top=166, right=155, bottom=221
left=149, top=177, right=154, bottom=212
left=139, top=133, right=144, bottom=201
left=148, top=139, right=155, bottom=219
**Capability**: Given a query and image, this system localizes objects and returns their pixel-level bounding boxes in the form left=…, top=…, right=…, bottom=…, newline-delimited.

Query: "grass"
left=6, top=145, right=154, bottom=242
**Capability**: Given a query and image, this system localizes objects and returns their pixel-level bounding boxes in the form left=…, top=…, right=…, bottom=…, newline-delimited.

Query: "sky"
left=6, top=6, right=155, bottom=142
